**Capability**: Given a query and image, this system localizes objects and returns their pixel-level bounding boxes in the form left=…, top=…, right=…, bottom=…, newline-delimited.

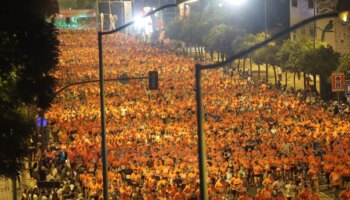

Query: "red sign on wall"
left=332, top=72, right=345, bottom=92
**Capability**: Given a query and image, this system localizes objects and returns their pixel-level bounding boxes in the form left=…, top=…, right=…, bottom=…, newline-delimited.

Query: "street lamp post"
left=195, top=64, right=208, bottom=200
left=97, top=1, right=194, bottom=200
left=194, top=11, right=339, bottom=200
left=96, top=1, right=349, bottom=200
left=315, top=19, right=334, bottom=41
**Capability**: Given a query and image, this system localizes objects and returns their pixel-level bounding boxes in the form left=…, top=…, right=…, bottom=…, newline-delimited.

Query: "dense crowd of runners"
left=21, top=30, right=350, bottom=200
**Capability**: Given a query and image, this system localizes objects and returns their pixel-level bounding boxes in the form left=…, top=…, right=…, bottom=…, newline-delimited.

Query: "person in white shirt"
left=285, top=180, right=296, bottom=200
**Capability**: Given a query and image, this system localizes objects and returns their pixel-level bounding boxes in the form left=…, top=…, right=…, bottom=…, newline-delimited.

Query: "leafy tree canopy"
left=276, top=39, right=316, bottom=73
left=0, top=0, right=59, bottom=177
left=338, top=53, right=350, bottom=73
left=58, top=0, right=95, bottom=9
left=302, top=45, right=340, bottom=77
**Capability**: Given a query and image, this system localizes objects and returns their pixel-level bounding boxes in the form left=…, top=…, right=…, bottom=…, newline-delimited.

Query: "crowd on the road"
left=21, top=29, right=350, bottom=200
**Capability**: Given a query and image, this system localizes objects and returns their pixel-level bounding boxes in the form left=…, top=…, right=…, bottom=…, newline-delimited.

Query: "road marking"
left=318, top=191, right=333, bottom=200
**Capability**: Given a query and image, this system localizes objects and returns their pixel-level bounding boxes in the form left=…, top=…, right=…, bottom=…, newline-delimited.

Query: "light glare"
left=227, top=0, right=247, bottom=6
left=134, top=15, right=146, bottom=29
left=339, top=11, right=349, bottom=22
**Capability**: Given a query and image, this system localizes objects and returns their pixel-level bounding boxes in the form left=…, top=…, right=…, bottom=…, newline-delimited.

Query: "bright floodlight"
left=177, top=0, right=199, bottom=4
left=337, top=0, right=350, bottom=23
left=339, top=11, right=349, bottom=22
left=134, top=15, right=146, bottom=29
left=133, top=14, right=153, bottom=35
left=227, top=0, right=247, bottom=6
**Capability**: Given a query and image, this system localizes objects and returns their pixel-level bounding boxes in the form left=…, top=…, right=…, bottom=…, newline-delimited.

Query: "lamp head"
left=337, top=0, right=350, bottom=22
left=177, top=0, right=199, bottom=4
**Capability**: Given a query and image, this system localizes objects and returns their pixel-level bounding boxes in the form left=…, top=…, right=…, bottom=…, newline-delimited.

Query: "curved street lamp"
left=314, top=19, right=334, bottom=41
left=337, top=0, right=350, bottom=22
left=97, top=1, right=198, bottom=199
left=96, top=0, right=350, bottom=199
left=193, top=2, right=350, bottom=200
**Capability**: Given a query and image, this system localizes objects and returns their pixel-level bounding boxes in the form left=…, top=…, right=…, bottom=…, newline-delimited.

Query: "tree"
left=232, top=34, right=254, bottom=73
left=277, top=39, right=315, bottom=89
left=58, top=0, right=95, bottom=9
left=265, top=44, right=280, bottom=85
left=203, top=24, right=245, bottom=62
left=338, top=53, right=350, bottom=73
left=191, top=19, right=213, bottom=60
left=252, top=47, right=265, bottom=80
left=251, top=33, right=269, bottom=80
left=302, top=45, right=340, bottom=99
left=166, top=20, right=183, bottom=42
left=0, top=0, right=59, bottom=193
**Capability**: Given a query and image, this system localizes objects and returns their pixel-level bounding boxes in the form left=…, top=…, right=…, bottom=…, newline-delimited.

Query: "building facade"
left=290, top=0, right=350, bottom=53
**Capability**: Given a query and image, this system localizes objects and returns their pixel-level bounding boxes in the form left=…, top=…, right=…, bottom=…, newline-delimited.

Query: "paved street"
left=0, top=167, right=337, bottom=199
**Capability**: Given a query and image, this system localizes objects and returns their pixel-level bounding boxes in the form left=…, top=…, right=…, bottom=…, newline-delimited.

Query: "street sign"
left=37, top=181, right=61, bottom=188
left=345, top=81, right=350, bottom=97
left=36, top=117, right=48, bottom=128
left=331, top=72, right=345, bottom=92
left=148, top=71, right=158, bottom=90
left=119, top=73, right=129, bottom=85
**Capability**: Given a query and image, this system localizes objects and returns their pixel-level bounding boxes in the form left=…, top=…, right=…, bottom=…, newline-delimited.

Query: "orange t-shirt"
left=340, top=190, right=350, bottom=200
left=253, top=165, right=263, bottom=175
left=330, top=171, right=342, bottom=186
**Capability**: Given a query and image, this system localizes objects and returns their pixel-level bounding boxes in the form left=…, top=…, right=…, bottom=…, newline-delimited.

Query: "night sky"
left=136, top=0, right=290, bottom=34
left=212, top=0, right=290, bottom=34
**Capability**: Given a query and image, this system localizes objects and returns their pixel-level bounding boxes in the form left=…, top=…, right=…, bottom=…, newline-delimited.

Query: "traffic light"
left=148, top=71, right=158, bottom=90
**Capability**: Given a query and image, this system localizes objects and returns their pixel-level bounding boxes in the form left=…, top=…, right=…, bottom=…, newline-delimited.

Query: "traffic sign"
left=331, top=72, right=345, bottom=92
left=148, top=71, right=158, bottom=90
left=37, top=181, right=61, bottom=188
left=36, top=117, right=48, bottom=128
left=119, top=73, right=129, bottom=85
left=345, top=81, right=350, bottom=97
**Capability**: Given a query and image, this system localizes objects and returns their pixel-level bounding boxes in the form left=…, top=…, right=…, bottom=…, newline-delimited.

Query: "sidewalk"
left=0, top=161, right=36, bottom=199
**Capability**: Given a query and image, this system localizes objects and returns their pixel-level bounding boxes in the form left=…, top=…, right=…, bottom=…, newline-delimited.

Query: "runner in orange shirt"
left=260, top=184, right=274, bottom=200
left=230, top=173, right=244, bottom=200
left=342, top=163, right=350, bottom=188
left=172, top=187, right=186, bottom=200
left=253, top=161, right=263, bottom=187
left=340, top=184, right=350, bottom=200
left=307, top=165, right=319, bottom=191
left=323, top=161, right=334, bottom=189
left=330, top=168, right=343, bottom=199
left=214, top=177, right=229, bottom=196
left=238, top=188, right=252, bottom=200
left=299, top=185, right=313, bottom=200
left=262, top=174, right=275, bottom=189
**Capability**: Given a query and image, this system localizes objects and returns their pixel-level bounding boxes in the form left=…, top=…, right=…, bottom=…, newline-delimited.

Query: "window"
left=308, top=0, right=314, bottom=9
left=292, top=0, right=298, bottom=7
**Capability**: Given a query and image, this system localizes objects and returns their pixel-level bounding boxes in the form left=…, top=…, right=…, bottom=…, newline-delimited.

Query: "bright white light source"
left=339, top=11, right=349, bottom=23
left=227, top=0, right=247, bottom=6
left=181, top=0, right=199, bottom=4
left=134, top=15, right=146, bottom=29
left=133, top=13, right=153, bottom=35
